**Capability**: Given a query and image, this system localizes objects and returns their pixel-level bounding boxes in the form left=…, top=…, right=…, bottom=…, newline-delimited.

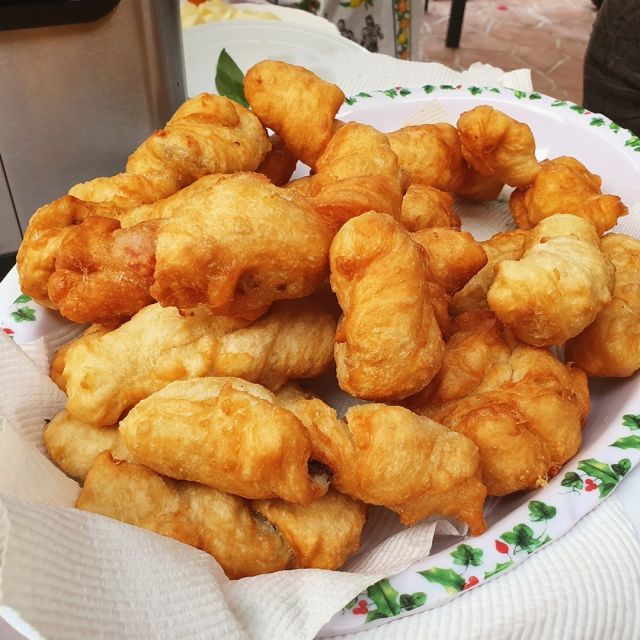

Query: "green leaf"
left=345, top=96, right=357, bottom=105
left=622, top=414, right=640, bottom=430
left=625, top=136, right=640, bottom=148
left=344, top=597, right=357, bottom=609
left=578, top=459, right=619, bottom=484
left=611, top=458, right=632, bottom=478
left=488, top=87, right=501, bottom=93
left=13, top=294, right=31, bottom=304
left=609, top=121, right=621, bottom=133
left=484, top=560, right=513, bottom=579
left=513, top=90, right=527, bottom=99
left=215, top=48, right=248, bottom=108
left=423, top=84, right=436, bottom=94
left=440, top=84, right=456, bottom=90
left=383, top=88, right=398, bottom=98
left=420, top=568, right=465, bottom=593
left=356, top=91, right=372, bottom=98
left=612, top=436, right=640, bottom=450
left=528, top=500, right=557, bottom=522
left=500, top=524, right=535, bottom=552
left=551, top=99, right=567, bottom=107
left=366, top=579, right=401, bottom=617
left=399, top=592, right=427, bottom=610
left=561, top=471, right=583, bottom=490
left=598, top=481, right=618, bottom=498
left=529, top=92, right=542, bottom=100
left=570, top=104, right=586, bottom=114
left=590, top=117, right=605, bottom=127
left=450, top=543, right=484, bottom=568
left=10, top=307, right=36, bottom=323
left=468, top=86, right=482, bottom=95
left=399, top=88, right=412, bottom=96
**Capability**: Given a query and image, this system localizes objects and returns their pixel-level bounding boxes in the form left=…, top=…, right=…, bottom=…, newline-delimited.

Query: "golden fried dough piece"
left=387, top=123, right=466, bottom=192
left=566, top=234, right=640, bottom=376
left=16, top=196, right=124, bottom=306
left=77, top=452, right=293, bottom=578
left=456, top=164, right=505, bottom=201
left=284, top=175, right=315, bottom=196
left=509, top=156, right=628, bottom=235
left=408, top=310, right=589, bottom=496
left=457, top=106, right=540, bottom=187
left=47, top=217, right=158, bottom=324
left=244, top=60, right=344, bottom=169
left=253, top=489, right=366, bottom=570
left=450, top=229, right=527, bottom=316
left=330, top=212, right=444, bottom=401
left=151, top=173, right=335, bottom=318
left=399, top=184, right=460, bottom=231
left=488, top=214, right=615, bottom=346
left=43, top=411, right=126, bottom=481
left=256, top=134, right=298, bottom=186
left=119, top=377, right=328, bottom=503
left=309, top=123, right=405, bottom=226
left=412, top=228, right=488, bottom=294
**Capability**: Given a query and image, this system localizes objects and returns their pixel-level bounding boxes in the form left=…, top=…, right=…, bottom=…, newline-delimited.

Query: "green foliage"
left=450, top=544, right=483, bottom=568
left=215, top=48, right=248, bottom=108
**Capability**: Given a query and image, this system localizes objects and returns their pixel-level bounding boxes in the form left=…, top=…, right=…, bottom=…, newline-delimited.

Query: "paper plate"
left=2, top=86, right=640, bottom=637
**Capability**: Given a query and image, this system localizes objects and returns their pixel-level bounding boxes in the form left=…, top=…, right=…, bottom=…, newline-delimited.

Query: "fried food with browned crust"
left=244, top=60, right=344, bottom=169
left=488, top=214, right=615, bottom=346
left=151, top=173, right=336, bottom=318
left=456, top=164, right=505, bottom=201
left=450, top=229, right=528, bottom=316
left=119, top=377, right=329, bottom=503
left=276, top=386, right=486, bottom=535
left=47, top=216, right=159, bottom=324
left=256, top=133, right=298, bottom=186
left=330, top=212, right=444, bottom=400
left=71, top=93, right=271, bottom=208
left=565, top=233, right=640, bottom=376
left=509, top=156, right=628, bottom=235
left=309, top=123, right=405, bottom=226
left=457, top=106, right=540, bottom=187
left=284, top=175, right=316, bottom=196
left=399, top=184, right=460, bottom=231
left=407, top=310, right=589, bottom=496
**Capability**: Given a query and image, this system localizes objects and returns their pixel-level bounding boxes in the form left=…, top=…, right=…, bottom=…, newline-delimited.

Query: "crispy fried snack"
left=43, top=410, right=127, bottom=481
left=450, top=229, right=528, bottom=316
left=487, top=214, right=615, bottom=346
left=309, top=123, right=405, bottom=226
left=457, top=106, right=540, bottom=187
left=407, top=310, right=589, bottom=496
left=509, top=156, right=628, bottom=235
left=47, top=217, right=159, bottom=324
left=151, top=173, right=335, bottom=318
left=276, top=387, right=486, bottom=535
left=456, top=164, right=505, bottom=201
left=330, top=212, right=444, bottom=400
left=244, top=60, right=344, bottom=169
left=399, top=184, right=460, bottom=232
left=256, top=133, right=298, bottom=186
left=70, top=93, right=271, bottom=208
left=284, top=175, right=316, bottom=197
left=119, top=377, right=329, bottom=503
left=566, top=233, right=640, bottom=376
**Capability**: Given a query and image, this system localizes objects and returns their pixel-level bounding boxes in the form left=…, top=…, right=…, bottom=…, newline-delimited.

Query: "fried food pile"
left=19, top=59, right=637, bottom=579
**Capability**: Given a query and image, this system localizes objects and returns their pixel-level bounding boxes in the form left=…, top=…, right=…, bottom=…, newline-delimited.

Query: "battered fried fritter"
left=509, top=156, right=628, bottom=235
left=450, top=229, right=528, bottom=316
left=487, top=214, right=615, bottom=346
left=399, top=184, right=460, bottom=232
left=457, top=106, right=540, bottom=187
left=408, top=310, right=589, bottom=496
left=119, top=377, right=329, bottom=503
left=244, top=60, right=344, bottom=169
left=565, top=233, right=640, bottom=376
left=330, top=212, right=444, bottom=400
left=256, top=133, right=298, bottom=186
left=310, top=123, right=405, bottom=226
left=151, top=173, right=335, bottom=318
left=284, top=175, right=316, bottom=197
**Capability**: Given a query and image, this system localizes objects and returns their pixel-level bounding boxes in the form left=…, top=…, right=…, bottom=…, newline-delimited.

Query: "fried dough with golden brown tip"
left=509, top=156, right=628, bottom=235
left=309, top=123, right=405, bottom=226
left=252, top=489, right=366, bottom=570
left=151, top=173, right=335, bottom=318
left=399, top=184, right=460, bottom=231
left=487, top=214, right=615, bottom=346
left=457, top=105, right=540, bottom=187
left=412, top=228, right=488, bottom=294
left=256, top=133, right=298, bottom=186
left=47, top=217, right=158, bottom=324
left=450, top=229, right=528, bottom=316
left=77, top=452, right=294, bottom=578
left=119, top=377, right=328, bottom=503
left=456, top=164, right=505, bottom=201
left=330, top=212, right=444, bottom=400
left=244, top=60, right=344, bottom=169
left=408, top=310, right=589, bottom=496
left=284, top=175, right=316, bottom=196
left=565, top=233, right=640, bottom=376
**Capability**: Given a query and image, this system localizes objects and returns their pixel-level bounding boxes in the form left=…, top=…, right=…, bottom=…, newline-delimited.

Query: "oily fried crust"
left=256, top=134, right=298, bottom=186
left=565, top=233, right=640, bottom=376
left=119, top=377, right=327, bottom=504
left=244, top=60, right=344, bottom=169
left=457, top=105, right=540, bottom=187
left=509, top=156, right=628, bottom=235
left=399, top=184, right=460, bottom=232
left=330, top=212, right=444, bottom=401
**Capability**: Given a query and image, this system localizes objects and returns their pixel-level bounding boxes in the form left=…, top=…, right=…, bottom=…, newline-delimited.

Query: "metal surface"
left=0, top=154, right=22, bottom=255
left=0, top=0, right=186, bottom=243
